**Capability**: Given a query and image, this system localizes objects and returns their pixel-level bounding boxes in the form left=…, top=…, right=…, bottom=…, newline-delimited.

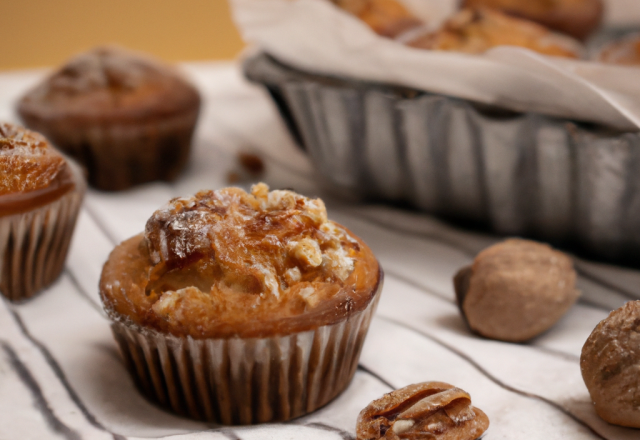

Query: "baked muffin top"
left=0, top=123, right=68, bottom=197
left=462, top=0, right=603, bottom=40
left=100, top=183, right=380, bottom=339
left=408, top=8, right=581, bottom=58
left=598, top=34, right=640, bottom=66
left=17, top=46, right=200, bottom=123
left=331, top=0, right=423, bottom=38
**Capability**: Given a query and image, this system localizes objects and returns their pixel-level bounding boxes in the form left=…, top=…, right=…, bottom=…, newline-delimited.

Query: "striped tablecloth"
left=1, top=61, right=639, bottom=440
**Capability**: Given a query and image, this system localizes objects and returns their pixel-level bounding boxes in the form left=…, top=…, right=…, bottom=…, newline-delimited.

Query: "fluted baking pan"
left=244, top=53, right=640, bottom=262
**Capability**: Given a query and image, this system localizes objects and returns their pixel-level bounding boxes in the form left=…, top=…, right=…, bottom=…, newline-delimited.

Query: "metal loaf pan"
left=244, top=53, right=640, bottom=263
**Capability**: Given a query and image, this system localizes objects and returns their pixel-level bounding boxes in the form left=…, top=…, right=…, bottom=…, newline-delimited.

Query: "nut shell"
left=580, top=301, right=640, bottom=428
left=454, top=239, right=579, bottom=342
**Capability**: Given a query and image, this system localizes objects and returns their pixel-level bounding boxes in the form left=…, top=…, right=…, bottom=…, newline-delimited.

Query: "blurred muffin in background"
left=18, top=46, right=201, bottom=191
left=597, top=33, right=640, bottom=66
left=462, top=0, right=603, bottom=40
left=331, top=0, right=424, bottom=38
left=408, top=8, right=582, bottom=58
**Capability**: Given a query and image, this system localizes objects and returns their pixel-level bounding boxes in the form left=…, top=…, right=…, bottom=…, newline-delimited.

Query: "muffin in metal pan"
left=244, top=52, right=640, bottom=263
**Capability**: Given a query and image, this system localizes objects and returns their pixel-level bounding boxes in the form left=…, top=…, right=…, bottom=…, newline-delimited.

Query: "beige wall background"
left=0, top=0, right=245, bottom=70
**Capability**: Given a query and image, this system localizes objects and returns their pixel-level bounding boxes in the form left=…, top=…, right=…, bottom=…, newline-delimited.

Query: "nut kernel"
left=356, top=381, right=489, bottom=439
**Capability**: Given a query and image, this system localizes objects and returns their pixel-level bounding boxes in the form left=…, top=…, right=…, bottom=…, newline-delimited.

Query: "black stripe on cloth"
left=334, top=208, right=481, bottom=258
left=377, top=315, right=606, bottom=440
left=339, top=209, right=636, bottom=312
left=383, top=268, right=581, bottom=362
left=64, top=268, right=105, bottom=315
left=82, top=203, right=119, bottom=246
left=357, top=364, right=395, bottom=390
left=382, top=267, right=455, bottom=304
left=7, top=308, right=127, bottom=440
left=575, top=267, right=640, bottom=302
left=304, top=422, right=355, bottom=440
left=1, top=340, right=83, bottom=440
left=219, top=430, right=242, bottom=440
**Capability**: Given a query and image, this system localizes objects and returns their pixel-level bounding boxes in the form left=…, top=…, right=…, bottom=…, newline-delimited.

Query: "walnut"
left=580, top=301, right=640, bottom=428
left=356, top=382, right=489, bottom=440
left=454, top=239, right=579, bottom=342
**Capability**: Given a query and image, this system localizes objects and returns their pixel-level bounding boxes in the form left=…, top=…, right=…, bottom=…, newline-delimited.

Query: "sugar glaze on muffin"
left=101, top=183, right=380, bottom=338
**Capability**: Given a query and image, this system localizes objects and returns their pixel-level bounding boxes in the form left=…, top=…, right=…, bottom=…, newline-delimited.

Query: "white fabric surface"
left=0, top=61, right=639, bottom=440
left=230, top=0, right=640, bottom=131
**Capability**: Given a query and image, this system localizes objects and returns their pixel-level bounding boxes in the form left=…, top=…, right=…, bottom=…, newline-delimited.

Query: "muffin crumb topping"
left=143, top=183, right=357, bottom=307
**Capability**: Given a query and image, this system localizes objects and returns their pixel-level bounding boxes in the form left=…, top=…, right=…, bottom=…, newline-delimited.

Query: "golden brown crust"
left=331, top=0, right=424, bottom=38
left=17, top=46, right=200, bottom=125
left=462, top=0, right=603, bottom=40
left=597, top=34, right=640, bottom=66
left=0, top=123, right=69, bottom=198
left=455, top=239, right=579, bottom=342
left=580, top=301, right=640, bottom=428
left=408, top=8, right=581, bottom=58
left=356, top=382, right=489, bottom=439
left=100, top=184, right=380, bottom=339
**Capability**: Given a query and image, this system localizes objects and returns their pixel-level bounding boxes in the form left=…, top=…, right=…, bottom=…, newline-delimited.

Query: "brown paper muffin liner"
left=21, top=109, right=199, bottom=191
left=109, top=275, right=382, bottom=424
left=0, top=161, right=86, bottom=302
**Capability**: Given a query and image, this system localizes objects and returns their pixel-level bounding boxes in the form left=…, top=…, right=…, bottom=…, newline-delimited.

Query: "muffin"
left=0, top=123, right=85, bottom=302
left=408, top=8, right=582, bottom=58
left=597, top=33, right=640, bottom=66
left=17, top=46, right=201, bottom=191
left=462, top=0, right=603, bottom=40
left=331, top=0, right=424, bottom=38
left=100, top=183, right=382, bottom=423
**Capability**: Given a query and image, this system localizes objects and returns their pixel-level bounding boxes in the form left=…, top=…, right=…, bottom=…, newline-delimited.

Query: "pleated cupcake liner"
left=20, top=109, right=199, bottom=191
left=0, top=161, right=86, bottom=302
left=244, top=53, right=640, bottom=262
left=109, top=276, right=382, bottom=425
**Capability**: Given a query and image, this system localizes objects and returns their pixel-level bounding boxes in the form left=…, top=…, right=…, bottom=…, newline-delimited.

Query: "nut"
left=356, top=381, right=489, bottom=440
left=454, top=239, right=579, bottom=342
left=238, top=152, right=265, bottom=175
left=580, top=301, right=640, bottom=428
